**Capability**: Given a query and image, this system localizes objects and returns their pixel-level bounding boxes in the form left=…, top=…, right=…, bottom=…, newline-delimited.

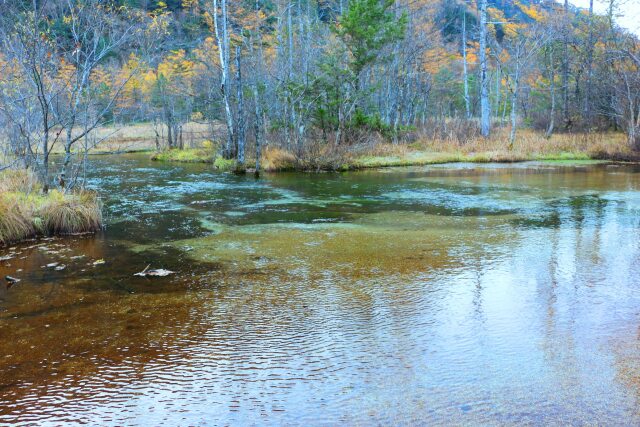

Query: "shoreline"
left=144, top=147, right=637, bottom=172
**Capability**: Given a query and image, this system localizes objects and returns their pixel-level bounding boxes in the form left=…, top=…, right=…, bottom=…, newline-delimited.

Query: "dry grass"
left=0, top=170, right=102, bottom=246
left=39, top=191, right=103, bottom=235
left=42, top=121, right=214, bottom=154
left=152, top=129, right=637, bottom=172
left=413, top=128, right=631, bottom=160
left=350, top=130, right=634, bottom=169
left=262, top=147, right=298, bottom=171
left=0, top=169, right=41, bottom=193
left=0, top=198, right=35, bottom=246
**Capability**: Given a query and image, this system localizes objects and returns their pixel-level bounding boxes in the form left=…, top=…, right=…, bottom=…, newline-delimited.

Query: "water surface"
left=1, top=156, right=639, bottom=425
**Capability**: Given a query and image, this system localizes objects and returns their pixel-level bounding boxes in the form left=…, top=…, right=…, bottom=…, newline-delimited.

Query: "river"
left=1, top=155, right=639, bottom=425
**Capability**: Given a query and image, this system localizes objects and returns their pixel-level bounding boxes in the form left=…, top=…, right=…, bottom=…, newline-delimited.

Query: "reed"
left=0, top=170, right=102, bottom=246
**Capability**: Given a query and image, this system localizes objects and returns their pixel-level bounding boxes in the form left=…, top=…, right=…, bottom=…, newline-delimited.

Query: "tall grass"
left=39, top=191, right=103, bottom=235
left=412, top=128, right=630, bottom=159
left=0, top=198, right=35, bottom=246
left=0, top=170, right=102, bottom=246
left=262, top=147, right=298, bottom=171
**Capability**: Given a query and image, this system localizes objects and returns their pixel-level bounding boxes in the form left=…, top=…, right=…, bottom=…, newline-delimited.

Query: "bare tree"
left=212, top=0, right=235, bottom=159
left=54, top=0, right=143, bottom=188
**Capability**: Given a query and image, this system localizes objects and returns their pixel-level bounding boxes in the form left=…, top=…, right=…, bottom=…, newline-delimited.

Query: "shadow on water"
left=1, top=155, right=640, bottom=424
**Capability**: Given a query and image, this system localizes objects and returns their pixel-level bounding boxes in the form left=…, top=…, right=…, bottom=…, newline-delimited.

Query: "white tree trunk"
left=479, top=0, right=491, bottom=137
left=213, top=0, right=235, bottom=159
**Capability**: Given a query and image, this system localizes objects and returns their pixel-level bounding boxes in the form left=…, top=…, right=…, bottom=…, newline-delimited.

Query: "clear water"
left=1, top=155, right=640, bottom=425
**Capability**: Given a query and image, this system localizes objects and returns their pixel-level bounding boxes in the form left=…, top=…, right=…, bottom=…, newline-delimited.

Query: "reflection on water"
left=1, top=156, right=640, bottom=424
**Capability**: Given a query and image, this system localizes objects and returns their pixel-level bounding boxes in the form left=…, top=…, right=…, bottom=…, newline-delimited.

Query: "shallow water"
left=1, top=156, right=640, bottom=425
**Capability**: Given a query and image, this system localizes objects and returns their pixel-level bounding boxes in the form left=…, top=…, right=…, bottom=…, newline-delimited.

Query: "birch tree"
left=211, top=0, right=235, bottom=159
left=479, top=0, right=491, bottom=137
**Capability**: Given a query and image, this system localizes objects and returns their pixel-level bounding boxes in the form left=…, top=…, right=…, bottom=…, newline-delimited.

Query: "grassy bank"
left=15, top=121, right=634, bottom=167
left=352, top=130, right=634, bottom=168
left=151, top=147, right=215, bottom=164
left=0, top=171, right=102, bottom=246
left=149, top=129, right=637, bottom=171
left=150, top=145, right=298, bottom=172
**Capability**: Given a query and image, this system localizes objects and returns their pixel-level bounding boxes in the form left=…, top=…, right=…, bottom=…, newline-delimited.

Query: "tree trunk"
left=479, top=0, right=491, bottom=137
left=584, top=0, right=594, bottom=124
left=235, top=46, right=246, bottom=172
left=213, top=0, right=235, bottom=159
left=509, top=68, right=520, bottom=149
left=42, top=135, right=49, bottom=194
left=546, top=50, right=556, bottom=138
left=59, top=128, right=74, bottom=189
left=562, top=0, right=571, bottom=130
left=252, top=82, right=263, bottom=177
left=462, top=10, right=471, bottom=120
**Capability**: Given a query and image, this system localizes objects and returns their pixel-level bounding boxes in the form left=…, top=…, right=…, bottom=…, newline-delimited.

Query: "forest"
left=0, top=0, right=639, bottom=185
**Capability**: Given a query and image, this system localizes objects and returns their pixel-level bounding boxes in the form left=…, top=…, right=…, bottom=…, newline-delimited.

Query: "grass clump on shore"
left=0, top=170, right=102, bottom=246
left=151, top=147, right=214, bottom=163
left=262, top=147, right=297, bottom=171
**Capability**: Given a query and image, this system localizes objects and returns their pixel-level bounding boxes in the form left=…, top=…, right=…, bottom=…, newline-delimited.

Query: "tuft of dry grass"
left=262, top=147, right=298, bottom=171
left=0, top=169, right=40, bottom=193
left=39, top=191, right=103, bottom=235
left=0, top=198, right=35, bottom=246
left=0, top=170, right=102, bottom=246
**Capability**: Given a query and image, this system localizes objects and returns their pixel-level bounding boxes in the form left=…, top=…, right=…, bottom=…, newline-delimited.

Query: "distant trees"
left=0, top=0, right=148, bottom=190
left=1, top=0, right=640, bottom=188
left=52, top=0, right=144, bottom=188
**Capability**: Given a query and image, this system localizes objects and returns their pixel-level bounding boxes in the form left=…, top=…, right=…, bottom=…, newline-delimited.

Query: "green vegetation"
left=151, top=148, right=214, bottom=163
left=148, top=129, right=629, bottom=172
left=0, top=171, right=102, bottom=246
left=213, top=156, right=237, bottom=171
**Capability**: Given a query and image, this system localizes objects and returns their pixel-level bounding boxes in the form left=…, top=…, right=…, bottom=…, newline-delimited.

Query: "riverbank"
left=34, top=122, right=639, bottom=170
left=0, top=171, right=102, bottom=246
left=148, top=129, right=638, bottom=171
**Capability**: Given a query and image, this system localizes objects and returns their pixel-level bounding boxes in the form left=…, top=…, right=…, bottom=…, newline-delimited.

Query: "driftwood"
left=134, top=265, right=175, bottom=278
left=5, top=276, right=20, bottom=289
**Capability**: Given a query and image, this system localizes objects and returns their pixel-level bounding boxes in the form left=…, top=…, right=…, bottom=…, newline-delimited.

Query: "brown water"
left=1, top=156, right=640, bottom=425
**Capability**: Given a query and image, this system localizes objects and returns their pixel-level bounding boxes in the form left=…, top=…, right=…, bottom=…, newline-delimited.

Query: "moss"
left=151, top=148, right=214, bottom=164
left=349, top=149, right=605, bottom=170
left=352, top=152, right=467, bottom=168
left=533, top=151, right=593, bottom=161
